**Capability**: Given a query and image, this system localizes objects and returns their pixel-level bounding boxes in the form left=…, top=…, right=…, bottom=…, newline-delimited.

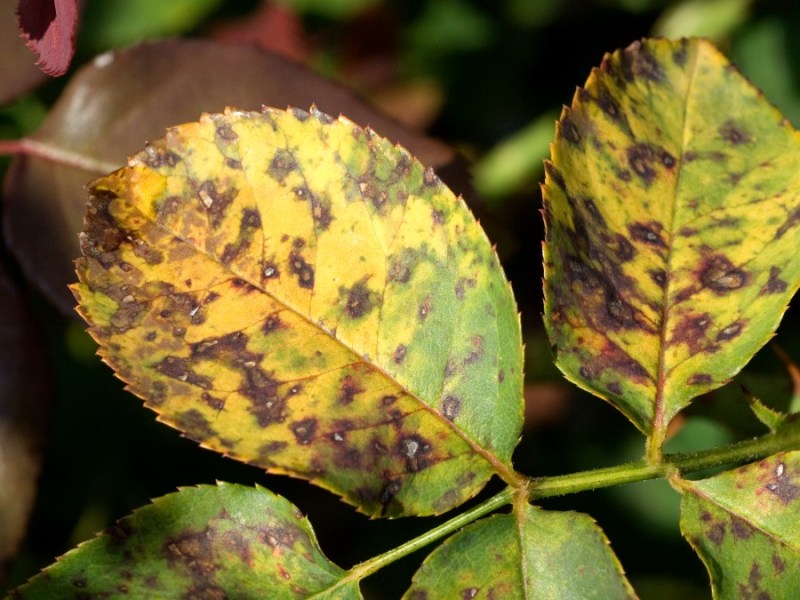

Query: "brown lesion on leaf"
left=699, top=254, right=748, bottom=294
left=215, top=123, right=237, bottom=142
left=142, top=144, right=181, bottom=169
left=461, top=588, right=479, bottom=600
left=154, top=356, right=212, bottom=389
left=290, top=418, right=317, bottom=445
left=649, top=268, right=667, bottom=288
left=197, top=180, right=238, bottom=229
left=621, top=41, right=664, bottom=82
left=288, top=251, right=315, bottom=289
left=387, top=249, right=417, bottom=284
left=268, top=148, right=298, bottom=183
left=191, top=331, right=250, bottom=361
left=343, top=280, right=377, bottom=319
left=669, top=312, right=713, bottom=355
left=760, top=266, right=788, bottom=295
left=175, top=409, right=218, bottom=441
left=397, top=434, right=433, bottom=473
left=772, top=553, right=785, bottom=575
left=730, top=516, right=755, bottom=540
left=626, top=143, right=672, bottom=183
left=393, top=344, right=407, bottom=364
left=719, top=120, right=751, bottom=145
left=464, top=335, right=485, bottom=364
left=455, top=277, right=477, bottom=300
left=441, top=395, right=461, bottom=421
left=716, top=320, right=745, bottom=342
left=629, top=221, right=668, bottom=249
left=163, top=528, right=224, bottom=597
left=774, top=206, right=800, bottom=240
left=688, top=373, right=713, bottom=385
left=418, top=296, right=432, bottom=321
left=422, top=166, right=441, bottom=188
left=239, top=366, right=284, bottom=427
left=224, top=157, right=242, bottom=170
left=261, top=260, right=280, bottom=280
left=764, top=460, right=800, bottom=504
left=338, top=374, right=364, bottom=405
left=293, top=185, right=333, bottom=231
left=559, top=114, right=582, bottom=145
left=262, top=312, right=284, bottom=334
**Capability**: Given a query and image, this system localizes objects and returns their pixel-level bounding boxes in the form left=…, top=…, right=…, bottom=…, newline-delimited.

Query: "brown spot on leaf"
left=262, top=261, right=279, bottom=280
left=461, top=588, right=479, bottom=599
left=670, top=313, right=712, bottom=354
left=155, top=356, right=212, bottom=389
left=393, top=344, right=407, bottom=364
left=765, top=461, right=800, bottom=504
left=143, top=145, right=181, bottom=169
left=197, top=180, right=237, bottom=229
left=559, top=114, right=582, bottom=144
left=290, top=418, right=317, bottom=444
left=176, top=409, right=216, bottom=441
left=262, top=312, right=283, bottom=334
left=629, top=221, right=667, bottom=248
left=774, top=206, right=800, bottom=240
left=772, top=553, right=785, bottom=575
left=688, top=373, right=713, bottom=385
left=707, top=522, right=725, bottom=546
left=225, top=157, right=242, bottom=170
left=465, top=335, right=485, bottom=364
left=700, top=255, right=747, bottom=293
left=760, top=266, right=788, bottom=295
left=731, top=516, right=754, bottom=540
left=717, top=321, right=745, bottom=341
left=241, top=367, right=284, bottom=426
left=192, top=331, right=249, bottom=359
left=215, top=123, right=237, bottom=141
left=649, top=269, right=667, bottom=288
left=622, top=42, right=664, bottom=82
left=441, top=396, right=461, bottom=421
left=398, top=435, right=432, bottom=472
left=268, top=148, right=297, bottom=182
left=418, top=297, right=432, bottom=321
left=289, top=251, right=314, bottom=289
left=338, top=374, right=364, bottom=405
left=627, top=143, right=659, bottom=183
left=719, top=120, right=751, bottom=145
left=344, top=280, right=375, bottom=319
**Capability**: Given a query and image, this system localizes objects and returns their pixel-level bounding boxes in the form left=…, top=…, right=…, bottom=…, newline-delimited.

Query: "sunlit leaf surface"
left=679, top=450, right=800, bottom=598
left=404, top=505, right=636, bottom=599
left=543, top=38, right=800, bottom=446
left=74, top=107, right=523, bottom=517
left=13, top=484, right=362, bottom=599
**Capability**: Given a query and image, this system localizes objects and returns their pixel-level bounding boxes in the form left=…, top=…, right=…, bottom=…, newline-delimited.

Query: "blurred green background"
left=3, top=0, right=800, bottom=598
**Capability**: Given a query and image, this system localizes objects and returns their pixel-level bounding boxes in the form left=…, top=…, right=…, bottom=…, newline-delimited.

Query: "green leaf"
left=73, top=107, right=524, bottom=517
left=12, top=484, right=361, bottom=599
left=542, top=38, right=800, bottom=453
left=403, top=505, right=636, bottom=599
left=678, top=451, right=800, bottom=598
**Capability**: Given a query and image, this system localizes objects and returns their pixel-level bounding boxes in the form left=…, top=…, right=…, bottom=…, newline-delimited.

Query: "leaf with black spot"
left=11, top=484, right=362, bottom=598
left=403, top=505, right=636, bottom=599
left=543, top=38, right=800, bottom=453
left=73, top=107, right=523, bottom=517
left=678, top=451, right=800, bottom=598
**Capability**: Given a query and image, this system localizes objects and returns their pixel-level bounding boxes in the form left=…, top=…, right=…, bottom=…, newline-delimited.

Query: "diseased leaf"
left=3, top=39, right=460, bottom=315
left=404, top=505, right=636, bottom=599
left=16, top=0, right=78, bottom=76
left=73, top=107, right=523, bottom=517
left=543, top=38, right=800, bottom=450
left=678, top=451, right=800, bottom=598
left=12, top=483, right=362, bottom=599
left=0, top=259, right=51, bottom=578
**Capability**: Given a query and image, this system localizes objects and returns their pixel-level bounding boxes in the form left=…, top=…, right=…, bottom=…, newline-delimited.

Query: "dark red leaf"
left=16, top=0, right=78, bottom=76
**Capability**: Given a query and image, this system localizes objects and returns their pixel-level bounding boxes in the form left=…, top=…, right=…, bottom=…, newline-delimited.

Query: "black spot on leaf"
left=688, top=373, right=713, bottom=385
left=338, top=374, right=363, bottom=405
left=699, top=255, right=747, bottom=293
left=268, top=149, right=297, bottom=182
left=154, top=356, right=212, bottom=389
left=627, top=143, right=659, bottom=183
left=760, top=266, right=788, bottom=295
left=441, top=396, right=461, bottom=421
left=393, top=344, right=407, bottom=364
left=290, top=418, right=317, bottom=444
left=215, top=123, right=237, bottom=141
left=669, top=313, right=712, bottom=355
left=559, top=114, right=582, bottom=144
left=716, top=321, right=745, bottom=341
left=629, top=221, right=667, bottom=248
left=197, top=180, right=237, bottom=229
left=289, top=251, right=314, bottom=289
left=344, top=281, right=375, bottom=319
left=719, top=120, right=751, bottom=145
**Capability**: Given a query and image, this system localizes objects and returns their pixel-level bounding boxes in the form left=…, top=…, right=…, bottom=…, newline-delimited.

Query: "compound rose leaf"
left=73, top=107, right=523, bottom=517
left=678, top=451, right=800, bottom=598
left=543, top=38, right=800, bottom=453
left=403, top=505, right=636, bottom=599
left=12, top=483, right=362, bottom=598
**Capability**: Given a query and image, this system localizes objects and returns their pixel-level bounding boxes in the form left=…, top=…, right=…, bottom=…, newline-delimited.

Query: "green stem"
left=531, top=419, right=800, bottom=498
left=331, top=421, right=800, bottom=589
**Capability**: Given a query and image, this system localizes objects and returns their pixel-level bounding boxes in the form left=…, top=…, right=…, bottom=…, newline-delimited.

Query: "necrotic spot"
left=344, top=281, right=374, bottom=319
left=688, top=373, right=713, bottom=385
left=629, top=221, right=667, bottom=248
left=760, top=266, right=788, bottom=295
left=699, top=255, right=747, bottom=293
left=393, top=344, right=407, bottom=364
left=719, top=120, right=751, bottom=145
left=441, top=396, right=461, bottom=421
left=559, top=114, right=581, bottom=144
left=338, top=374, right=363, bottom=405
left=716, top=321, right=744, bottom=341
left=290, top=418, right=317, bottom=444
left=289, top=251, right=314, bottom=289
left=627, top=143, right=658, bottom=183
left=268, top=149, right=297, bottom=182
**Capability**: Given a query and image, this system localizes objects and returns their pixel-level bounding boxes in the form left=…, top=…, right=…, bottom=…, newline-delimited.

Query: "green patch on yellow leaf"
left=678, top=451, right=800, bottom=597
left=403, top=505, right=636, bottom=599
left=13, top=484, right=361, bottom=599
left=543, top=38, right=800, bottom=451
left=73, top=107, right=523, bottom=517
